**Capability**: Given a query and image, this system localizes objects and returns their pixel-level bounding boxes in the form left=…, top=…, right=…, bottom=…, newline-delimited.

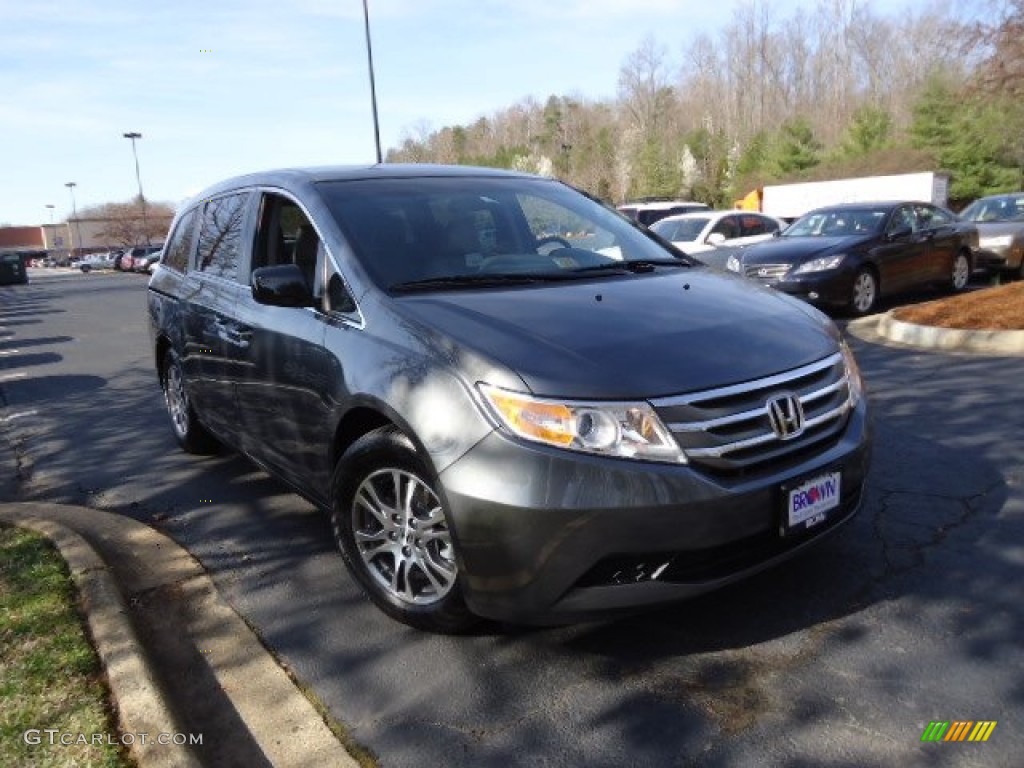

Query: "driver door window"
left=888, top=207, right=916, bottom=236
left=252, top=194, right=324, bottom=301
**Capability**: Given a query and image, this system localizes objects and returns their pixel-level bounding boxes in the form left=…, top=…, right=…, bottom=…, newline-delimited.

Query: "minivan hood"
left=742, top=235, right=872, bottom=264
left=395, top=270, right=838, bottom=399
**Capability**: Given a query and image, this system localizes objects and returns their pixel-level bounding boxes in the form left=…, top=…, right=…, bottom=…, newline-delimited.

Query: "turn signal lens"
left=481, top=390, right=574, bottom=446
left=478, top=384, right=686, bottom=463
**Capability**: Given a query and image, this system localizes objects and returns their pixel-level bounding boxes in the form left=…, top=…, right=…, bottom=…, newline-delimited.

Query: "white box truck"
left=759, top=172, right=951, bottom=220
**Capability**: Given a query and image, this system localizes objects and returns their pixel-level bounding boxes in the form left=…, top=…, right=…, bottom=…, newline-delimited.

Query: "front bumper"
left=766, top=268, right=857, bottom=308
left=439, top=398, right=870, bottom=623
left=975, top=243, right=1022, bottom=272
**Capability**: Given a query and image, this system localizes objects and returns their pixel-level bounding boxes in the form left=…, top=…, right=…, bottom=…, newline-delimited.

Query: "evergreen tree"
left=769, top=118, right=823, bottom=177
left=839, top=106, right=893, bottom=158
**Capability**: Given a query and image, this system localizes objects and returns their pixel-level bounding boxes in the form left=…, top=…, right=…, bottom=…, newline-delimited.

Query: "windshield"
left=960, top=195, right=1024, bottom=222
left=319, top=176, right=690, bottom=291
left=784, top=207, right=887, bottom=237
left=651, top=217, right=710, bottom=242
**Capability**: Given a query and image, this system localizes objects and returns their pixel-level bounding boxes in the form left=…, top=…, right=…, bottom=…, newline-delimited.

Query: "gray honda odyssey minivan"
left=148, top=165, right=870, bottom=632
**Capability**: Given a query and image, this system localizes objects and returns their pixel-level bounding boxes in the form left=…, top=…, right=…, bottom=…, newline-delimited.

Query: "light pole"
left=65, top=182, right=83, bottom=258
left=123, top=131, right=149, bottom=244
left=361, top=0, right=383, bottom=164
left=45, top=204, right=55, bottom=223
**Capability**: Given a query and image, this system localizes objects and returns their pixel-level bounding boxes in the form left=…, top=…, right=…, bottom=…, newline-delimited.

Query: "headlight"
left=840, top=341, right=864, bottom=407
left=726, top=254, right=741, bottom=272
left=982, top=235, right=1012, bottom=247
left=477, top=384, right=686, bottom=463
left=793, top=254, right=846, bottom=274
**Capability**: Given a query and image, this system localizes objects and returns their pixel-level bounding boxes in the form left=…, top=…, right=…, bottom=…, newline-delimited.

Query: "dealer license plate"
left=784, top=471, right=841, bottom=534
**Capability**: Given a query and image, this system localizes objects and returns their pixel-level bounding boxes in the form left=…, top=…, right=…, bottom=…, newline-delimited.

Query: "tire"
left=80, top=264, right=91, bottom=273
left=849, top=268, right=878, bottom=316
left=950, top=250, right=970, bottom=293
left=330, top=426, right=476, bottom=633
left=160, top=349, right=218, bottom=454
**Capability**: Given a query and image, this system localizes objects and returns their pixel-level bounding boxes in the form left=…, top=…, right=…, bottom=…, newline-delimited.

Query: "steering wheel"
left=535, top=235, right=572, bottom=254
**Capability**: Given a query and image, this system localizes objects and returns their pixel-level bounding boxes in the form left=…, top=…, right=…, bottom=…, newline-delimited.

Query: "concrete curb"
left=2, top=514, right=201, bottom=768
left=851, top=312, right=1024, bottom=355
left=0, top=503, right=361, bottom=768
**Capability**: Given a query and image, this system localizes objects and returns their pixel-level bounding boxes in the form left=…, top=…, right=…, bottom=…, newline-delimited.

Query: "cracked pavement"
left=2, top=273, right=1022, bottom=767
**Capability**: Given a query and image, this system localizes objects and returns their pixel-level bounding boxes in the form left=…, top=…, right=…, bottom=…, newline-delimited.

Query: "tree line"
left=387, top=0, right=1023, bottom=207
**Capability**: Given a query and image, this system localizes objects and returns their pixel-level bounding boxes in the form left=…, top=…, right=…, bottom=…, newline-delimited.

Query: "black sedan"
left=729, top=201, right=978, bottom=314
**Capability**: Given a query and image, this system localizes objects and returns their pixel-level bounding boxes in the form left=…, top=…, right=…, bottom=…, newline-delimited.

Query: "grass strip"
left=0, top=525, right=132, bottom=768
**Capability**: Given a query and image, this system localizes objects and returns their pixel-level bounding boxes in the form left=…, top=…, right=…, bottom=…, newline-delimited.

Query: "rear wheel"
left=950, top=250, right=970, bottom=292
left=849, top=268, right=878, bottom=315
left=330, top=426, right=476, bottom=633
left=161, top=349, right=218, bottom=454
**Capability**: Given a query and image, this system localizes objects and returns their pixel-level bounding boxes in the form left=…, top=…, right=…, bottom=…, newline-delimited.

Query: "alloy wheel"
left=952, top=253, right=970, bottom=291
left=852, top=271, right=877, bottom=314
left=165, top=362, right=190, bottom=439
left=351, top=469, right=456, bottom=605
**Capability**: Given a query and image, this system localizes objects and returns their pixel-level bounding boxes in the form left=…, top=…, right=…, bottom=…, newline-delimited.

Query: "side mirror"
left=251, top=264, right=315, bottom=307
left=706, top=232, right=727, bottom=246
left=887, top=224, right=913, bottom=241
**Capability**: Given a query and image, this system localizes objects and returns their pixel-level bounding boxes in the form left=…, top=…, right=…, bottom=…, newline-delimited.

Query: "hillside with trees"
left=386, top=0, right=1023, bottom=208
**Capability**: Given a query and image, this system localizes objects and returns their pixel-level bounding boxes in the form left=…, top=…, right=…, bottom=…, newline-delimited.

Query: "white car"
left=617, top=200, right=709, bottom=227
left=78, top=252, right=119, bottom=272
left=651, top=210, right=787, bottom=254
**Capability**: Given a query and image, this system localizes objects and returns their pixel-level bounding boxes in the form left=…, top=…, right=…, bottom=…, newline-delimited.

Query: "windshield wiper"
left=572, top=258, right=694, bottom=274
left=390, top=273, right=578, bottom=293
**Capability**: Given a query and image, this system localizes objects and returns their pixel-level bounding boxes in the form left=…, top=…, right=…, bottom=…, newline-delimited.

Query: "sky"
left=1, top=0, right=936, bottom=226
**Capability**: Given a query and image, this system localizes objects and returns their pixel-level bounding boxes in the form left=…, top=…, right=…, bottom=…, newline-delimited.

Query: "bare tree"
left=80, top=199, right=175, bottom=247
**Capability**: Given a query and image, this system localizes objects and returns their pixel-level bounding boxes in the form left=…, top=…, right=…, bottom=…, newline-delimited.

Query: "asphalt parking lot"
left=2, top=270, right=1021, bottom=767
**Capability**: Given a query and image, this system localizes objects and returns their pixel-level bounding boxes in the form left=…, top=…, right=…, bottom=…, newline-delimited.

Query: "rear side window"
left=916, top=204, right=952, bottom=228
left=197, top=193, right=249, bottom=279
left=740, top=215, right=770, bottom=237
left=162, top=209, right=198, bottom=273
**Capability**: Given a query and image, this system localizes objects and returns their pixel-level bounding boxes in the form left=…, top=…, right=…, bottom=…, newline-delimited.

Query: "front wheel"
left=950, top=250, right=970, bottom=292
left=330, top=427, right=476, bottom=633
left=161, top=349, right=218, bottom=454
left=849, top=268, right=878, bottom=315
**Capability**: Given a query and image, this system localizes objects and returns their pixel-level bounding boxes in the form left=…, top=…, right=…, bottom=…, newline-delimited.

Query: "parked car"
left=729, top=201, right=978, bottom=315
left=0, top=252, right=29, bottom=285
left=149, top=165, right=870, bottom=632
left=651, top=210, right=787, bottom=254
left=617, top=199, right=710, bottom=227
left=79, top=251, right=119, bottom=272
left=140, top=249, right=163, bottom=273
left=114, top=245, right=158, bottom=271
left=958, top=192, right=1024, bottom=277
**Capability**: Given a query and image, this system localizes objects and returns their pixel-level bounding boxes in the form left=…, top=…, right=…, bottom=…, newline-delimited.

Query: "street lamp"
left=123, top=131, right=149, bottom=244
left=45, top=204, right=55, bottom=223
left=362, top=0, right=383, bottom=164
left=65, top=182, right=83, bottom=257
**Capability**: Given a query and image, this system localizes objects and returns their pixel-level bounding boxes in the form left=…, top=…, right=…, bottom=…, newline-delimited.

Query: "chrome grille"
left=651, top=352, right=852, bottom=477
left=744, top=263, right=791, bottom=281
